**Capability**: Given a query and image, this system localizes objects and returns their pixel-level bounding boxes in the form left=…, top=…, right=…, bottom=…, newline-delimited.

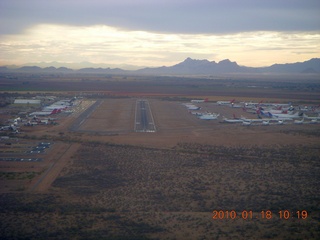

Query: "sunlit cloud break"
left=1, top=24, right=319, bottom=68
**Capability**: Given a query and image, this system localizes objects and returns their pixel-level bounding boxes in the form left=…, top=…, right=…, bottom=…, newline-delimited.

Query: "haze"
left=1, top=0, right=319, bottom=68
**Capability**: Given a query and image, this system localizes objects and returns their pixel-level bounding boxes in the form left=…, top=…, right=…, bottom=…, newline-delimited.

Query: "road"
left=135, top=99, right=156, bottom=132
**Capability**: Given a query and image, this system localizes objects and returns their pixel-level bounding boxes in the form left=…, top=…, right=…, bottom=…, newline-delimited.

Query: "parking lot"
left=0, top=141, right=52, bottom=156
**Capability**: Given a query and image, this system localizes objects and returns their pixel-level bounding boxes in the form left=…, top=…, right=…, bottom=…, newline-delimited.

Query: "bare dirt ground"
left=79, top=99, right=135, bottom=133
left=1, top=74, right=319, bottom=239
left=62, top=98, right=320, bottom=148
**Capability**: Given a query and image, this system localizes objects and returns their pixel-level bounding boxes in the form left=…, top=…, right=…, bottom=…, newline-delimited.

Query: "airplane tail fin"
left=51, top=109, right=58, bottom=114
left=261, top=110, right=272, bottom=118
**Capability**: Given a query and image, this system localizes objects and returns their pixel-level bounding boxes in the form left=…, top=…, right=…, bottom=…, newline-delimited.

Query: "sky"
left=0, top=0, right=319, bottom=68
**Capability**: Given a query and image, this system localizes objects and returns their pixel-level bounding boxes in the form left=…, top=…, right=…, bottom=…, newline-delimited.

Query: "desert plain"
left=0, top=73, right=319, bottom=239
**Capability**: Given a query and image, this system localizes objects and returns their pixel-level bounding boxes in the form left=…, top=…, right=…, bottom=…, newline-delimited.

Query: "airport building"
left=13, top=99, right=41, bottom=106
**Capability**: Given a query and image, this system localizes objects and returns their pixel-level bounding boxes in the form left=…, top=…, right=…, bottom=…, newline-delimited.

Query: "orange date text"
left=212, top=210, right=308, bottom=220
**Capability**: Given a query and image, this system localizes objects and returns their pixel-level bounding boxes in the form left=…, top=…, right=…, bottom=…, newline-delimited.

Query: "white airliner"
left=222, top=117, right=243, bottom=123
left=265, top=109, right=285, bottom=114
left=231, top=103, right=243, bottom=108
left=244, top=100, right=263, bottom=107
left=190, top=111, right=202, bottom=116
left=260, top=110, right=302, bottom=120
left=304, top=114, right=320, bottom=120
left=217, top=99, right=235, bottom=106
left=240, top=116, right=265, bottom=122
left=0, top=125, right=18, bottom=132
left=191, top=98, right=208, bottom=103
left=199, top=113, right=219, bottom=120
left=294, top=118, right=304, bottom=124
left=309, top=119, right=318, bottom=124
left=43, top=105, right=67, bottom=111
left=242, top=121, right=252, bottom=126
left=186, top=105, right=201, bottom=110
left=0, top=125, right=11, bottom=131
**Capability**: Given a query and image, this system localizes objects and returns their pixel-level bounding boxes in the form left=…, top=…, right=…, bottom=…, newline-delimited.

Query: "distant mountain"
left=18, top=61, right=144, bottom=70
left=136, top=58, right=320, bottom=75
left=259, top=58, right=320, bottom=73
left=1, top=66, right=75, bottom=73
left=18, top=66, right=43, bottom=72
left=136, top=58, right=250, bottom=75
left=77, top=67, right=127, bottom=74
left=1, top=58, right=319, bottom=75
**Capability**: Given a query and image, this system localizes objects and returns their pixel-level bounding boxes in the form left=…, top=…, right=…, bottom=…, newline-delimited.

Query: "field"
left=0, top=73, right=320, bottom=239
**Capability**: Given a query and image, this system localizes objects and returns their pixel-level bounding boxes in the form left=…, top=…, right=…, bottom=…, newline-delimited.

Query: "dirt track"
left=30, top=143, right=80, bottom=192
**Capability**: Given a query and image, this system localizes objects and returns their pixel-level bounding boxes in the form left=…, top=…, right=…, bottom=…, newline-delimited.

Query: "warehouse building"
left=13, top=99, right=41, bottom=106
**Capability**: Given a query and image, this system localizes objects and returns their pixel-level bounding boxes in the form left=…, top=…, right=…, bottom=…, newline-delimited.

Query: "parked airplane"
left=240, top=116, right=265, bottom=122
left=29, top=109, right=61, bottom=116
left=223, top=118, right=243, bottom=123
left=304, top=114, right=320, bottom=120
left=260, top=111, right=302, bottom=120
left=189, top=111, right=202, bottom=116
left=184, top=104, right=201, bottom=110
left=43, top=105, right=68, bottom=111
left=294, top=119, right=304, bottom=125
left=231, top=103, right=243, bottom=108
left=0, top=125, right=11, bottom=131
left=242, top=121, right=252, bottom=126
left=277, top=120, right=284, bottom=125
left=191, top=98, right=208, bottom=103
left=244, top=100, right=264, bottom=107
left=0, top=125, right=18, bottom=132
left=222, top=114, right=244, bottom=123
left=309, top=119, right=318, bottom=124
left=217, top=99, right=235, bottom=106
left=199, top=113, right=219, bottom=120
left=265, top=109, right=286, bottom=114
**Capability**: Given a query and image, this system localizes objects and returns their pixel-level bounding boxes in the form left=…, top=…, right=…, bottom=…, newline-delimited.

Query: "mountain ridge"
left=1, top=58, right=319, bottom=75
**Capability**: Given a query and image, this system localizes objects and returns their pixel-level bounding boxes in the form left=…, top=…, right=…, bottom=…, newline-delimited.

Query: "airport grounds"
left=0, top=73, right=319, bottom=239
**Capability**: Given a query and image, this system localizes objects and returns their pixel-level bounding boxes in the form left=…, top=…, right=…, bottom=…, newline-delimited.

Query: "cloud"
left=0, top=24, right=319, bottom=67
left=0, top=0, right=319, bottom=35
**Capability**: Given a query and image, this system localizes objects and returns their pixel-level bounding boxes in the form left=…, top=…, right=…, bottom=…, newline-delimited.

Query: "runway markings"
left=134, top=99, right=156, bottom=132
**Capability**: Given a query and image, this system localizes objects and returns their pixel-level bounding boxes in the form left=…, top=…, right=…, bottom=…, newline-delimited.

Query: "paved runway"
left=135, top=99, right=156, bottom=132
left=69, top=100, right=102, bottom=132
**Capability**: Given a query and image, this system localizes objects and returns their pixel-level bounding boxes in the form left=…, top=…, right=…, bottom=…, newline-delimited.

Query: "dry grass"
left=1, top=142, right=319, bottom=239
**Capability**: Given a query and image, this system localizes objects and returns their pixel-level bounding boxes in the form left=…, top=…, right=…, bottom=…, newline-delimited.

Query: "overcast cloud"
left=0, top=0, right=319, bottom=67
left=1, top=0, right=319, bottom=34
